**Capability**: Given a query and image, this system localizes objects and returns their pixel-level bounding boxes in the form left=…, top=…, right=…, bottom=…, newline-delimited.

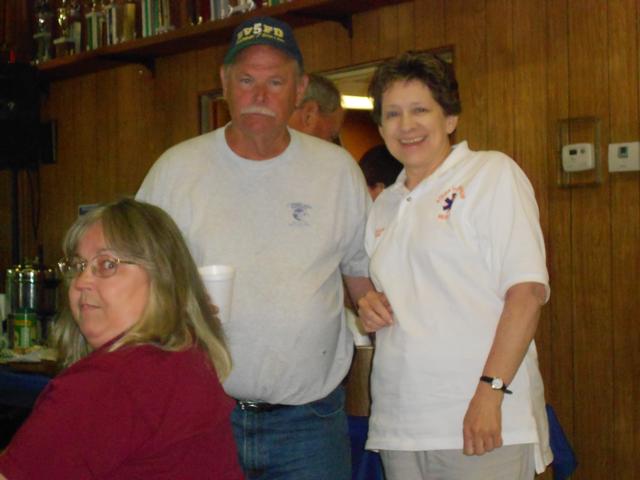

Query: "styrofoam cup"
left=198, top=265, right=235, bottom=324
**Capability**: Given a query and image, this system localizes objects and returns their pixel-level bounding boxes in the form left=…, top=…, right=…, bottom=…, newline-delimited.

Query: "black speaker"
left=0, top=63, right=43, bottom=170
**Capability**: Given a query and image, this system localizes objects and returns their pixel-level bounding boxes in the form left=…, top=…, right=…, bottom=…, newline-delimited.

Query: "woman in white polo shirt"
left=357, top=52, right=552, bottom=480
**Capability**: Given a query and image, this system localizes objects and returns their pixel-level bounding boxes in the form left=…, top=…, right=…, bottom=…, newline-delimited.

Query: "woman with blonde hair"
left=0, top=198, right=243, bottom=480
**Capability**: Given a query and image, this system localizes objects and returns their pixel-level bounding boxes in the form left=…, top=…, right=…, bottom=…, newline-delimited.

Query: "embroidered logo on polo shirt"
left=436, top=186, right=465, bottom=220
left=288, top=202, right=311, bottom=226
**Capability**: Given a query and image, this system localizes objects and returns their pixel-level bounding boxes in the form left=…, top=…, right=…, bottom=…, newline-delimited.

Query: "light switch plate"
left=608, top=142, right=640, bottom=172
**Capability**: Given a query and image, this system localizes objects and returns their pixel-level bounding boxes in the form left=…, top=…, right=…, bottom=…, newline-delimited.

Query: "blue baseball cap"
left=223, top=16, right=304, bottom=69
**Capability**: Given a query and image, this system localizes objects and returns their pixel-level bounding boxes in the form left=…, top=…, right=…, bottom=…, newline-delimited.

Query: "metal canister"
left=5, top=260, right=61, bottom=348
left=14, top=264, right=39, bottom=313
left=13, top=264, right=40, bottom=346
left=13, top=310, right=37, bottom=352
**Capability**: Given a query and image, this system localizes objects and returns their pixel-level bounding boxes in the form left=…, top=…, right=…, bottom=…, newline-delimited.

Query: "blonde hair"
left=52, top=198, right=232, bottom=381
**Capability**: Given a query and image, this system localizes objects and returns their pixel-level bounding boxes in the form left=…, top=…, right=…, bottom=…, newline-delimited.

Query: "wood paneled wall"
left=1, top=1, right=639, bottom=478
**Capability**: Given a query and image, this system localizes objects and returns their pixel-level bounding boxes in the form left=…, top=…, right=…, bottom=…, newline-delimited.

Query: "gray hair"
left=300, top=73, right=342, bottom=114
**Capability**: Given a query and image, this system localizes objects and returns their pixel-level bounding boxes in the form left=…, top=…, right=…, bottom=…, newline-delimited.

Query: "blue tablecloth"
left=0, top=367, right=51, bottom=409
left=348, top=415, right=384, bottom=480
left=546, top=404, right=578, bottom=480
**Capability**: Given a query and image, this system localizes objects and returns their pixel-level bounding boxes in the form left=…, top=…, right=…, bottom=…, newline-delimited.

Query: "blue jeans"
left=231, top=386, right=351, bottom=480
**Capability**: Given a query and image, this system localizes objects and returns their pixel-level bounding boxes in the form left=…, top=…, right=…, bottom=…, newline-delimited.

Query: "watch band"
left=480, top=375, right=513, bottom=394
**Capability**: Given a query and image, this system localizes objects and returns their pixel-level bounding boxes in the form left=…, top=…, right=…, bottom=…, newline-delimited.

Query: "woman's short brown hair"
left=368, top=51, right=461, bottom=125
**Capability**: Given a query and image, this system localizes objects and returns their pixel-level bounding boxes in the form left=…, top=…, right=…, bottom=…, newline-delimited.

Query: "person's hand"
left=357, top=290, right=393, bottom=332
left=462, top=383, right=504, bottom=455
left=202, top=293, right=220, bottom=318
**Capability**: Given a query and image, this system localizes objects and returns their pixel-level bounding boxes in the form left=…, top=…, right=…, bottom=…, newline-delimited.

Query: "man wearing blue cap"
left=137, top=16, right=372, bottom=480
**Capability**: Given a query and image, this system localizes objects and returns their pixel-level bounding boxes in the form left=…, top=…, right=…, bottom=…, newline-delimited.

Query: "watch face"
left=491, top=378, right=504, bottom=390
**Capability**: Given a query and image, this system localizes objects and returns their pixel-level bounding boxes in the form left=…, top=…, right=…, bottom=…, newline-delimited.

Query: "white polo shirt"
left=365, top=141, right=552, bottom=473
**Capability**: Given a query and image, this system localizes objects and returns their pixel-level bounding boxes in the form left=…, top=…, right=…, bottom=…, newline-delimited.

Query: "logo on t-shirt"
left=436, top=186, right=465, bottom=220
left=288, top=202, right=311, bottom=226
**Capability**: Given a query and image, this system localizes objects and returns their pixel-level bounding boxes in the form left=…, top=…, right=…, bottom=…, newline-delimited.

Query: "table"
left=0, top=365, right=52, bottom=409
left=0, top=365, right=53, bottom=448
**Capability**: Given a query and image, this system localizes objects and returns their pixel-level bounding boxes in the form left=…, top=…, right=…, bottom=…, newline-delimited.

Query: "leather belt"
left=236, top=400, right=289, bottom=413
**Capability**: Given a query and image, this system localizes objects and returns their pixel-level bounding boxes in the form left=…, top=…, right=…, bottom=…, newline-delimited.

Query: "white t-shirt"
left=364, top=141, right=552, bottom=473
left=137, top=127, right=370, bottom=404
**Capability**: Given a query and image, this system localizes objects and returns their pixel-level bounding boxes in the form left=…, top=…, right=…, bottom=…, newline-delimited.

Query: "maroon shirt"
left=0, top=341, right=243, bottom=480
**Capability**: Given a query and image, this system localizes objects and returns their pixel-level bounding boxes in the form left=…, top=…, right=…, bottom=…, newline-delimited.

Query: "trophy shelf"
left=37, top=0, right=411, bottom=82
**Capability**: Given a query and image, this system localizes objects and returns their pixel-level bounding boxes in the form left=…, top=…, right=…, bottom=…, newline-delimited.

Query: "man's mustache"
left=240, top=106, right=277, bottom=117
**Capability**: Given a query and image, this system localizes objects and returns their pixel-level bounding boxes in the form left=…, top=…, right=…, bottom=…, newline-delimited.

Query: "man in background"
left=137, top=16, right=372, bottom=480
left=288, top=72, right=345, bottom=143
left=358, top=144, right=403, bottom=200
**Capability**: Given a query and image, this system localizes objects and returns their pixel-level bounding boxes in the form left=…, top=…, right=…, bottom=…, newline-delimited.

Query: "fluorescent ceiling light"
left=341, top=95, right=373, bottom=110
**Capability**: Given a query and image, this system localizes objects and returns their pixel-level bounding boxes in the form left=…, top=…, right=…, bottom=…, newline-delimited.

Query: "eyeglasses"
left=58, top=254, right=137, bottom=279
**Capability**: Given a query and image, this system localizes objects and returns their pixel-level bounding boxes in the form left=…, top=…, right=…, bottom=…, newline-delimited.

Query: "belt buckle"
left=237, top=400, right=262, bottom=411
left=236, top=400, right=284, bottom=412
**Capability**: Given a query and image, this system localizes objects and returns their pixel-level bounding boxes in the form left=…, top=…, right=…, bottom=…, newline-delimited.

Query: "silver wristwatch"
left=480, top=375, right=512, bottom=394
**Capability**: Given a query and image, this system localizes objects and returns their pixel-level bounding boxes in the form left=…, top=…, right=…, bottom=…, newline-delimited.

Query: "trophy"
left=57, top=1, right=70, bottom=38
left=33, top=0, right=53, bottom=63
left=67, top=0, right=83, bottom=53
left=53, top=0, right=75, bottom=57
left=155, top=0, right=174, bottom=35
left=106, top=1, right=138, bottom=44
left=228, top=0, right=256, bottom=17
left=121, top=1, right=138, bottom=42
left=85, top=0, right=106, bottom=50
